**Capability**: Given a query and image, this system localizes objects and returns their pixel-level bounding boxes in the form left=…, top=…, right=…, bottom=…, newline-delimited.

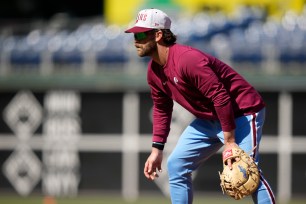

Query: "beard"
left=136, top=41, right=157, bottom=57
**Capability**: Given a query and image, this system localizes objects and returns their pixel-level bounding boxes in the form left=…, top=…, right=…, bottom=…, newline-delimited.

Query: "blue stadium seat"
left=96, top=50, right=128, bottom=64
left=10, top=50, right=41, bottom=66
left=52, top=50, right=83, bottom=65
left=95, top=37, right=129, bottom=65
left=9, top=36, right=42, bottom=69
left=279, top=49, right=306, bottom=63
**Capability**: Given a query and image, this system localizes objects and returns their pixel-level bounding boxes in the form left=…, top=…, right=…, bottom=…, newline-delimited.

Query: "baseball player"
left=125, top=8, right=276, bottom=204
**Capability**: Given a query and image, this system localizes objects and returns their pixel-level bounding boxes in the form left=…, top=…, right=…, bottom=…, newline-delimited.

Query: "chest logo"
left=174, top=77, right=178, bottom=84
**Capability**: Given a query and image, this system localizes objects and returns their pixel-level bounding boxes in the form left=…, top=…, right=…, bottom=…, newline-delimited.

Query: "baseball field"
left=0, top=195, right=305, bottom=204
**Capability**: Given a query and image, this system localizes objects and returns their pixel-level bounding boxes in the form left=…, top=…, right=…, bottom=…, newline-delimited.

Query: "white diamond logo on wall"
left=2, top=91, right=43, bottom=196
left=3, top=91, right=42, bottom=139
left=2, top=145, right=42, bottom=196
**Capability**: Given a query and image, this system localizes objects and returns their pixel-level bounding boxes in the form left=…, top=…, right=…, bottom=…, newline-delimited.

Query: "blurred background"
left=0, top=0, right=306, bottom=204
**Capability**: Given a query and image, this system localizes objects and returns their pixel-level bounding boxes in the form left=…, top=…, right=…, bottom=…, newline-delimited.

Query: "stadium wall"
left=0, top=86, right=305, bottom=203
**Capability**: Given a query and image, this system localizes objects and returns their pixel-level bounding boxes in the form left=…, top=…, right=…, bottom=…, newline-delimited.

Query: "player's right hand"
left=144, top=148, right=163, bottom=180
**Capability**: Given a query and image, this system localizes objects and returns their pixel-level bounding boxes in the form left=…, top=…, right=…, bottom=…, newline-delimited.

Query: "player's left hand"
left=144, top=148, right=163, bottom=180
left=219, top=146, right=260, bottom=200
left=223, top=142, right=239, bottom=170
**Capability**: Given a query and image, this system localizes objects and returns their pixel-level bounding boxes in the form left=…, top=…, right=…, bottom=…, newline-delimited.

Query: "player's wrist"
left=152, top=142, right=165, bottom=150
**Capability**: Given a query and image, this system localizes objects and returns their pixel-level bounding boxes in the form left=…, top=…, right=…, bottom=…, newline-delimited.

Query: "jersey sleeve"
left=149, top=83, right=173, bottom=143
left=179, top=51, right=236, bottom=131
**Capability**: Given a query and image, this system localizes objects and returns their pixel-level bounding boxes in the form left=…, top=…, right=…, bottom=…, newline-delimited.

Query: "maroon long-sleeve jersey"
left=147, top=44, right=265, bottom=143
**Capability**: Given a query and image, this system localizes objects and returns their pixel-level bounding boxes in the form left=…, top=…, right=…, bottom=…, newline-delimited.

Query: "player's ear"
left=155, top=30, right=163, bottom=42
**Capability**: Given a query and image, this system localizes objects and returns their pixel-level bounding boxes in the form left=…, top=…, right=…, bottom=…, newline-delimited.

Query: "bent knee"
left=167, top=154, right=183, bottom=172
left=167, top=154, right=192, bottom=174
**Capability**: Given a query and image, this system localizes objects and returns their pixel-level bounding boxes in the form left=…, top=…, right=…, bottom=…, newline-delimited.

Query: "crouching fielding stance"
left=125, top=8, right=276, bottom=204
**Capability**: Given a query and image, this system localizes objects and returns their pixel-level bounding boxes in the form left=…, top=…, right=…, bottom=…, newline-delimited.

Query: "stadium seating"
left=0, top=6, right=306, bottom=75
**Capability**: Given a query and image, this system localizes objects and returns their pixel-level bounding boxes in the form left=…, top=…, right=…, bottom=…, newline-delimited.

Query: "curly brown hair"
left=160, top=29, right=177, bottom=45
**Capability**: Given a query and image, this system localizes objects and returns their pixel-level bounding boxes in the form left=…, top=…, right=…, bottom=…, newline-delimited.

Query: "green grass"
left=0, top=195, right=305, bottom=204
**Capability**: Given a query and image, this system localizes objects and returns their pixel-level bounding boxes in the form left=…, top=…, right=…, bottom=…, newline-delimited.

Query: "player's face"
left=134, top=30, right=157, bottom=57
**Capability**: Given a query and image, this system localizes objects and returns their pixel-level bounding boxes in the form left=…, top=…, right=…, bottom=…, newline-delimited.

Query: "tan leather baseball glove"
left=219, top=147, right=260, bottom=200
